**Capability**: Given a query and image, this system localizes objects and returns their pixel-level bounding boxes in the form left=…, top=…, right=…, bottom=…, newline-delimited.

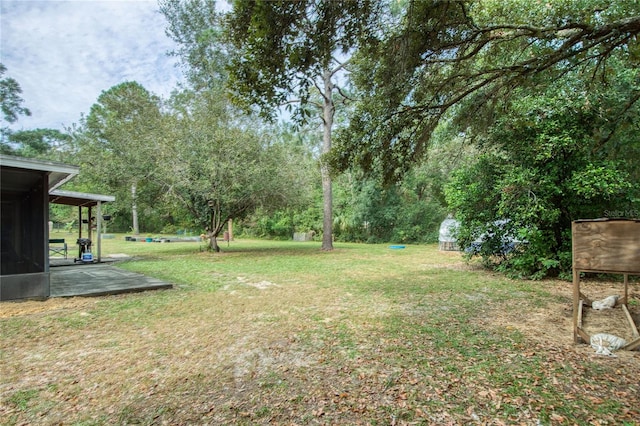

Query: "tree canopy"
left=1, top=63, right=33, bottom=154
left=225, top=0, right=379, bottom=119
left=444, top=54, right=639, bottom=278
left=159, top=88, right=311, bottom=251
left=219, top=0, right=385, bottom=250
left=74, top=81, right=165, bottom=234
left=333, top=0, right=640, bottom=182
left=0, top=63, right=31, bottom=125
left=1, top=128, right=70, bottom=157
left=160, top=0, right=227, bottom=90
left=329, top=0, right=640, bottom=277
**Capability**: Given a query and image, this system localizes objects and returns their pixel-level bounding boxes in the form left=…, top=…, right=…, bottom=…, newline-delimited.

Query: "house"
left=0, top=154, right=114, bottom=301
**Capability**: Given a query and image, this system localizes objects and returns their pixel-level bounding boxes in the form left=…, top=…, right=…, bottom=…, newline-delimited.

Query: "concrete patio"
left=50, top=261, right=173, bottom=298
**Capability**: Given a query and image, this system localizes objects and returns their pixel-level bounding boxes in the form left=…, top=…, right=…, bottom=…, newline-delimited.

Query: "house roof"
left=0, top=154, right=79, bottom=192
left=49, top=189, right=115, bottom=207
left=0, top=154, right=115, bottom=207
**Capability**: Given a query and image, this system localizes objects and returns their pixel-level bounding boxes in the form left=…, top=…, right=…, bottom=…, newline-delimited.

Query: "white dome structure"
left=438, top=215, right=460, bottom=251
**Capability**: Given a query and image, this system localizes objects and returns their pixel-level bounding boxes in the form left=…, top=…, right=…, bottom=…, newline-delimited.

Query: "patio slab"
left=50, top=263, right=173, bottom=297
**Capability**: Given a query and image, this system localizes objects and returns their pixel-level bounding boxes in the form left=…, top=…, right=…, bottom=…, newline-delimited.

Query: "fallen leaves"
left=2, top=269, right=639, bottom=425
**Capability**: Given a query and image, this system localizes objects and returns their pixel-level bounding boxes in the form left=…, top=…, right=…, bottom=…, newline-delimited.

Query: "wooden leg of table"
left=622, top=304, right=639, bottom=338
left=623, top=337, right=640, bottom=351
left=573, top=269, right=580, bottom=343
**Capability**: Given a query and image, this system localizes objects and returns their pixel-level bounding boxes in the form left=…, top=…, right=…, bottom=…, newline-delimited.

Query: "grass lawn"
left=1, top=233, right=639, bottom=425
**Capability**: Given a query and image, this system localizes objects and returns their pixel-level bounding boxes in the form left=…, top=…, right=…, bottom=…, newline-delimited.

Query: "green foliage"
left=159, top=0, right=226, bottom=90
left=331, top=167, right=447, bottom=244
left=446, top=77, right=639, bottom=279
left=225, top=0, right=381, bottom=121
left=1, top=63, right=33, bottom=155
left=240, top=117, right=469, bottom=244
left=162, top=1, right=382, bottom=250
left=238, top=166, right=448, bottom=245
left=243, top=204, right=324, bottom=240
left=246, top=209, right=296, bottom=240
left=335, top=1, right=640, bottom=182
left=157, top=88, right=314, bottom=250
left=2, top=128, right=70, bottom=157
left=568, top=162, right=633, bottom=199
left=72, top=81, right=167, bottom=233
left=0, top=63, right=31, bottom=124
left=49, top=204, right=77, bottom=231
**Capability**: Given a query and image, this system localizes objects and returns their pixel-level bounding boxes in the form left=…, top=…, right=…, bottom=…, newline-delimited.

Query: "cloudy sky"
left=1, top=0, right=184, bottom=131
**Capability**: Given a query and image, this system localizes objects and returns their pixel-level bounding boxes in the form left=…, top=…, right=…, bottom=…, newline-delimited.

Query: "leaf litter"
left=1, top=263, right=638, bottom=425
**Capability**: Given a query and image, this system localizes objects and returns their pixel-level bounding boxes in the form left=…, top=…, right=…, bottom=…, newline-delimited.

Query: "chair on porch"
left=49, top=239, right=68, bottom=259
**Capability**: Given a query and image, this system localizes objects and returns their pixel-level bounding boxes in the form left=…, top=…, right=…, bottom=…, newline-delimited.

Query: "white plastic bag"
left=590, top=333, right=627, bottom=356
left=592, top=295, right=619, bottom=310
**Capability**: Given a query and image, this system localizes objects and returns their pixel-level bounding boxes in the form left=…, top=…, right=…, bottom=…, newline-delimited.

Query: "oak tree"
left=160, top=88, right=311, bottom=251
left=335, top=0, right=640, bottom=182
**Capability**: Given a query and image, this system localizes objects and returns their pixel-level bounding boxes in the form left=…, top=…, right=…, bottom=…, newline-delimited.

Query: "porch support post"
left=96, top=201, right=102, bottom=262
left=78, top=206, right=82, bottom=239
left=87, top=206, right=92, bottom=242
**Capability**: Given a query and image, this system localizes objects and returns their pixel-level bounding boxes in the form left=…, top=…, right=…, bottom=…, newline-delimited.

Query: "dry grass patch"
left=1, top=239, right=639, bottom=425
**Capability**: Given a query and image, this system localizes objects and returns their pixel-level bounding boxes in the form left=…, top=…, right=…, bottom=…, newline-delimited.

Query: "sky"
left=1, top=0, right=185, bottom=131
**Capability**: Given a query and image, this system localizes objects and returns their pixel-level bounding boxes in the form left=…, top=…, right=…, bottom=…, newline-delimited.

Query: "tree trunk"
left=131, top=182, right=139, bottom=235
left=210, top=236, right=220, bottom=252
left=321, top=69, right=334, bottom=251
left=208, top=203, right=222, bottom=252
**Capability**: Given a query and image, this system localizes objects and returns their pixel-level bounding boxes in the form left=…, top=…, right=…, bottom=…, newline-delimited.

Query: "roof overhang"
left=0, top=154, right=79, bottom=192
left=49, top=189, right=115, bottom=207
left=0, top=155, right=115, bottom=207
